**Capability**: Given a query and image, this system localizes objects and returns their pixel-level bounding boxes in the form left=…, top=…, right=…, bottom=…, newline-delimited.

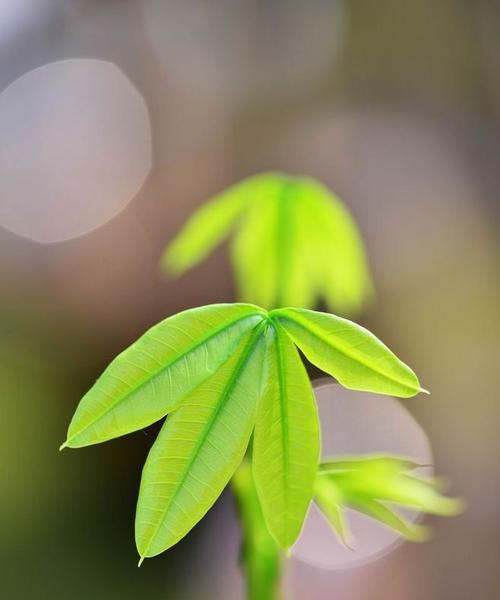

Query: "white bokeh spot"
left=0, top=59, right=151, bottom=243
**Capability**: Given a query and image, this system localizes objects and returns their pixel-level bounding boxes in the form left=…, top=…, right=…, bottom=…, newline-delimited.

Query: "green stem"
left=231, top=458, right=281, bottom=600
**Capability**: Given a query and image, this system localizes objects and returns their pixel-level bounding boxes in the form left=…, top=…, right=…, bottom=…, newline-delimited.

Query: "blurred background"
left=1, top=1, right=499, bottom=598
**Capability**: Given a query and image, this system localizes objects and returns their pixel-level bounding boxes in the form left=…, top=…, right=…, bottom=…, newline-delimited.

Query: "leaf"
left=315, top=454, right=462, bottom=545
left=349, top=496, right=430, bottom=542
left=162, top=172, right=373, bottom=315
left=61, top=304, right=265, bottom=448
left=231, top=178, right=317, bottom=309
left=271, top=307, right=424, bottom=398
left=299, top=178, right=374, bottom=314
left=162, top=174, right=280, bottom=276
left=320, top=455, right=420, bottom=475
left=314, top=474, right=351, bottom=546
left=253, top=323, right=320, bottom=548
left=135, top=323, right=267, bottom=559
left=62, top=303, right=436, bottom=559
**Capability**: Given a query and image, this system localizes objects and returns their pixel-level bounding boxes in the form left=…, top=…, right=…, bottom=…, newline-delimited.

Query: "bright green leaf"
left=62, top=304, right=265, bottom=448
left=272, top=307, right=424, bottom=398
left=135, top=323, right=267, bottom=559
left=314, top=474, right=351, bottom=546
left=162, top=174, right=280, bottom=276
left=320, top=455, right=420, bottom=475
left=348, top=496, right=430, bottom=542
left=300, top=178, right=374, bottom=314
left=253, top=323, right=320, bottom=548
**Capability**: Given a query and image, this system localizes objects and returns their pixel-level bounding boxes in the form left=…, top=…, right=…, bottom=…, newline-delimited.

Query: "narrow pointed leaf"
left=349, top=496, right=430, bottom=542
left=272, top=307, right=423, bottom=397
left=63, top=304, right=265, bottom=448
left=231, top=177, right=323, bottom=309
left=163, top=174, right=278, bottom=275
left=253, top=323, right=320, bottom=548
left=230, top=184, right=281, bottom=309
left=300, top=178, right=374, bottom=314
left=135, top=324, right=267, bottom=559
left=315, top=474, right=351, bottom=546
left=320, top=455, right=420, bottom=475
left=334, top=472, right=462, bottom=516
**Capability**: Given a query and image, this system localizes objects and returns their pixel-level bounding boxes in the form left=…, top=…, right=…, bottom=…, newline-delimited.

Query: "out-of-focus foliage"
left=162, top=173, right=373, bottom=315
left=61, top=303, right=423, bottom=562
left=315, top=455, right=463, bottom=545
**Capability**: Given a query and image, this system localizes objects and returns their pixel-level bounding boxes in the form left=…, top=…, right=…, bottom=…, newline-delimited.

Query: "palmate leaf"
left=315, top=455, right=463, bottom=545
left=162, top=173, right=373, bottom=315
left=61, top=303, right=425, bottom=561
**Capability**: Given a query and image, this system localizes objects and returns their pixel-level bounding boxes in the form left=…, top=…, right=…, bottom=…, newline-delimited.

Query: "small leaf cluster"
left=315, top=455, right=463, bottom=545
left=162, top=173, right=373, bottom=314
left=61, top=303, right=425, bottom=562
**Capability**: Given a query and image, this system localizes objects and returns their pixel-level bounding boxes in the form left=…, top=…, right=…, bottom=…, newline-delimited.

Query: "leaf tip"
left=59, top=441, right=68, bottom=451
left=138, top=556, right=146, bottom=568
left=419, top=387, right=430, bottom=395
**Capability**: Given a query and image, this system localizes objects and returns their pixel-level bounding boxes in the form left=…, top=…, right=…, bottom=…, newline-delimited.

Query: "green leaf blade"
left=272, top=307, right=423, bottom=398
left=163, top=174, right=282, bottom=276
left=253, top=323, right=320, bottom=548
left=348, top=496, right=431, bottom=542
left=63, top=304, right=265, bottom=448
left=299, top=178, right=374, bottom=315
left=135, top=324, right=267, bottom=559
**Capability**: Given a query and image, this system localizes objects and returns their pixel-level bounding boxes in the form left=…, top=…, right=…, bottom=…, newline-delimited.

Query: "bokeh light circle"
left=291, top=378, right=433, bottom=569
left=0, top=59, right=151, bottom=243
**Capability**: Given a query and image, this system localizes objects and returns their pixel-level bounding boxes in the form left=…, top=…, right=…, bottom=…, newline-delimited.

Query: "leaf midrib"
left=273, top=309, right=418, bottom=394
left=139, top=321, right=266, bottom=558
left=66, top=310, right=264, bottom=445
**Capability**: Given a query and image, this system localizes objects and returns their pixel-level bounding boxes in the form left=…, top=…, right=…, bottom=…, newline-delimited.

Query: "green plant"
left=61, top=174, right=461, bottom=599
left=162, top=173, right=373, bottom=314
left=61, top=303, right=458, bottom=562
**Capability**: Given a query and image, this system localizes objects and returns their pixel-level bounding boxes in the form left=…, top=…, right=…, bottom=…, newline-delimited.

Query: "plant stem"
left=231, top=459, right=281, bottom=600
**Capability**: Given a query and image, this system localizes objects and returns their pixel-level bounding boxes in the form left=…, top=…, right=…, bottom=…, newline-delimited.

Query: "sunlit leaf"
left=348, top=496, right=430, bottom=542
left=300, top=178, right=374, bottom=314
left=314, top=474, right=351, bottom=546
left=163, top=173, right=373, bottom=315
left=271, top=307, right=425, bottom=398
left=162, top=174, right=279, bottom=276
left=135, top=324, right=267, bottom=559
left=61, top=304, right=265, bottom=448
left=253, top=323, right=320, bottom=548
left=315, top=455, right=462, bottom=545
left=62, top=303, right=432, bottom=560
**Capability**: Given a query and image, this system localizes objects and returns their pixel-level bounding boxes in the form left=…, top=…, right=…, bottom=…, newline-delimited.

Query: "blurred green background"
left=1, top=1, right=499, bottom=598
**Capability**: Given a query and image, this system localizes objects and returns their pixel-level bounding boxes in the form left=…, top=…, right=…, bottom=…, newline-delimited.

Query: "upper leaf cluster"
left=162, top=173, right=373, bottom=314
left=61, top=303, right=424, bottom=562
